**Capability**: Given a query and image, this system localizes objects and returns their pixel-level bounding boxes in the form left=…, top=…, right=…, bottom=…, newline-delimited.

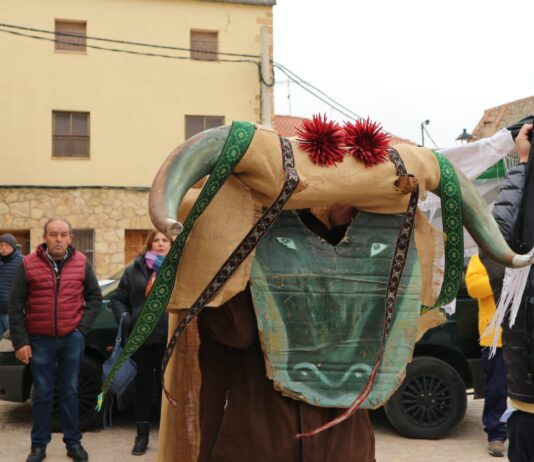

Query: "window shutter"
left=55, top=20, right=87, bottom=52
left=185, top=115, right=224, bottom=140
left=190, top=30, right=218, bottom=61
left=53, top=111, right=90, bottom=158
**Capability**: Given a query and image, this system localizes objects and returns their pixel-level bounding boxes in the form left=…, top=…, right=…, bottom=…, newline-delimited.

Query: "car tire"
left=384, top=356, right=467, bottom=439
left=50, top=355, right=102, bottom=432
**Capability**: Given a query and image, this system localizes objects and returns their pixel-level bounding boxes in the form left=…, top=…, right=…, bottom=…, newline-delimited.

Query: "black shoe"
left=66, top=444, right=89, bottom=461
left=26, top=447, right=46, bottom=462
left=132, top=435, right=149, bottom=455
left=132, top=422, right=150, bottom=456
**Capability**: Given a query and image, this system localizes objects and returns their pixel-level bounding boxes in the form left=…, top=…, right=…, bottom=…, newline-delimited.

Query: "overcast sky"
left=272, top=0, right=533, bottom=147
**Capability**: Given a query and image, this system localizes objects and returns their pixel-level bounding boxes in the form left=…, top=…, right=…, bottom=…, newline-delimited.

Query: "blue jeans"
left=29, top=330, right=85, bottom=449
left=481, top=347, right=508, bottom=442
left=0, top=313, right=8, bottom=339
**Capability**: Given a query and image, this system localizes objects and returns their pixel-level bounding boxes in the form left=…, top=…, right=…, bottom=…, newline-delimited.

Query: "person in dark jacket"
left=110, top=229, right=172, bottom=456
left=0, top=233, right=23, bottom=339
left=480, top=122, right=534, bottom=462
left=8, top=218, right=102, bottom=462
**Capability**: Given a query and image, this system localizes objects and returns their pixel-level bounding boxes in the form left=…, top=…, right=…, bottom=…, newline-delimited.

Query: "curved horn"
left=437, top=168, right=532, bottom=268
left=149, top=126, right=230, bottom=236
left=150, top=127, right=533, bottom=270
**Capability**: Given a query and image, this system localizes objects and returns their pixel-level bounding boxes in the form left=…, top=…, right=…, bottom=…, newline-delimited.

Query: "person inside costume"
left=110, top=230, right=172, bottom=456
left=194, top=204, right=375, bottom=462
left=99, top=119, right=534, bottom=462
left=466, top=254, right=507, bottom=457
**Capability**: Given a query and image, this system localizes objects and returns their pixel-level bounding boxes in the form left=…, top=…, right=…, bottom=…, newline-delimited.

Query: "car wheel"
left=384, top=356, right=467, bottom=439
left=51, top=356, right=102, bottom=432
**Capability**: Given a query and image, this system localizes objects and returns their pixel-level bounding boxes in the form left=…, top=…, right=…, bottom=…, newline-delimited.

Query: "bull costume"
left=99, top=119, right=534, bottom=461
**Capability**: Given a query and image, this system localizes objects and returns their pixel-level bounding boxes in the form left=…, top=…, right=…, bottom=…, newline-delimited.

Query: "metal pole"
left=260, top=26, right=272, bottom=127
left=421, top=122, right=425, bottom=146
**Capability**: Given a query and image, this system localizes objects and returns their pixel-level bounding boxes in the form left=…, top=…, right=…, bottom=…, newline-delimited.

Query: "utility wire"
left=274, top=63, right=362, bottom=120
left=0, top=23, right=277, bottom=87
left=0, top=22, right=261, bottom=58
left=274, top=65, right=359, bottom=121
left=0, top=22, right=361, bottom=121
left=0, top=27, right=257, bottom=64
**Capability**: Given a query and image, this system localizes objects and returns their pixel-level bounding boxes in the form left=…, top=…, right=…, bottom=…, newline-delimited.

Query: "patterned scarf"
left=144, top=251, right=165, bottom=296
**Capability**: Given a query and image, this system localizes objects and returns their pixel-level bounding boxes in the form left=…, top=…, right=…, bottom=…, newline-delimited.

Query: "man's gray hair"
left=43, top=218, right=73, bottom=235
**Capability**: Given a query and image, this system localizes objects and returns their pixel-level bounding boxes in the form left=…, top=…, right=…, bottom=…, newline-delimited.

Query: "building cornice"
left=200, top=0, right=276, bottom=6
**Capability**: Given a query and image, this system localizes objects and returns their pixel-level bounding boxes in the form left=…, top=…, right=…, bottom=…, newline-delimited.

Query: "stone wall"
left=0, top=187, right=152, bottom=279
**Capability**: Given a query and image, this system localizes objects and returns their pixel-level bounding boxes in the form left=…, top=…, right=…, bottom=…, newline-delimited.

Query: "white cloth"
left=437, top=128, right=515, bottom=179
left=419, top=129, right=515, bottom=314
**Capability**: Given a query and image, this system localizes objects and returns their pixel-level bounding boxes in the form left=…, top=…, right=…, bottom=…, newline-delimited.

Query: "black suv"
left=0, top=267, right=483, bottom=438
left=382, top=281, right=483, bottom=439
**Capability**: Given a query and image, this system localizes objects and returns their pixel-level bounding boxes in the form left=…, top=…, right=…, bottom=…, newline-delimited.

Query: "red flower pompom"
left=343, top=118, right=391, bottom=167
left=296, top=114, right=345, bottom=167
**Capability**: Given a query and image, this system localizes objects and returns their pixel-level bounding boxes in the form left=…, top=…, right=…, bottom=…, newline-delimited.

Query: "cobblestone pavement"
left=0, top=397, right=501, bottom=461
left=373, top=398, right=500, bottom=462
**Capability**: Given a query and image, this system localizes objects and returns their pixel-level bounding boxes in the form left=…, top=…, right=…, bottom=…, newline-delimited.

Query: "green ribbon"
left=97, top=121, right=256, bottom=410
left=421, top=151, right=464, bottom=313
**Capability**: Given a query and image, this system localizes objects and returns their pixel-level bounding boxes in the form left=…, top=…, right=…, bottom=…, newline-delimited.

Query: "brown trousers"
left=197, top=289, right=375, bottom=462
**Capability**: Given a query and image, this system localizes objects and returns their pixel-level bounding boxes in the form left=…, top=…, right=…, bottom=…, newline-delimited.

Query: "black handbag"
left=101, top=313, right=137, bottom=428
left=102, top=313, right=137, bottom=395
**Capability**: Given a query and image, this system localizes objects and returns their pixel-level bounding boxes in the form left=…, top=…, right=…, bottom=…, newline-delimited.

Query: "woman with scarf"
left=111, top=230, right=172, bottom=455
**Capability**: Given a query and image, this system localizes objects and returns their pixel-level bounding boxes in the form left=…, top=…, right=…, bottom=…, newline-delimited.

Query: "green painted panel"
left=250, top=211, right=421, bottom=409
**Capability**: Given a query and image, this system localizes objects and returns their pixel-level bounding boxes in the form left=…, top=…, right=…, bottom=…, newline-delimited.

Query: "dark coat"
left=481, top=163, right=534, bottom=403
left=110, top=255, right=168, bottom=345
left=0, top=249, right=22, bottom=314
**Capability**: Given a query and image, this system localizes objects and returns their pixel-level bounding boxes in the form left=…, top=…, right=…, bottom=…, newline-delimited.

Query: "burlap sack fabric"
left=158, top=125, right=449, bottom=461
left=168, top=125, right=444, bottom=311
left=157, top=311, right=201, bottom=462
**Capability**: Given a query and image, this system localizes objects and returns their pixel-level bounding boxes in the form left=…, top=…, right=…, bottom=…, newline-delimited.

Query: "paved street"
left=0, top=397, right=501, bottom=461
left=373, top=398, right=499, bottom=462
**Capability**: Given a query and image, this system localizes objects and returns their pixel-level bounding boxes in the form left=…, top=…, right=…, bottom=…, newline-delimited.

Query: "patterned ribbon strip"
left=421, top=152, right=463, bottom=312
left=96, top=121, right=256, bottom=410
left=298, top=147, right=419, bottom=437
left=162, top=136, right=300, bottom=406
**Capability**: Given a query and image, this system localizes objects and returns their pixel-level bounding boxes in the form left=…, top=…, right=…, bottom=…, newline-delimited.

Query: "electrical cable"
left=274, top=63, right=362, bottom=120
left=0, top=22, right=362, bottom=122
left=258, top=63, right=275, bottom=87
left=0, top=23, right=277, bottom=88
left=274, top=65, right=358, bottom=121
left=0, top=27, right=258, bottom=64
left=0, top=22, right=261, bottom=58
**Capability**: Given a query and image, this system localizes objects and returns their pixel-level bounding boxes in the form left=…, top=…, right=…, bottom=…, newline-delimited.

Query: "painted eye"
left=276, top=237, right=297, bottom=250
left=370, top=243, right=387, bottom=257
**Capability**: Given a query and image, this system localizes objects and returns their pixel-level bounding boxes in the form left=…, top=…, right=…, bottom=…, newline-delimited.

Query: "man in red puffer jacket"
left=8, top=218, right=101, bottom=462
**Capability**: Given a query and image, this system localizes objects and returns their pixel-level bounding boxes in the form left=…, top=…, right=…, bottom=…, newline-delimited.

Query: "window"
left=72, top=229, right=94, bottom=267
left=52, top=111, right=90, bottom=158
left=55, top=20, right=87, bottom=52
left=190, top=30, right=218, bottom=61
left=185, top=115, right=225, bottom=140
